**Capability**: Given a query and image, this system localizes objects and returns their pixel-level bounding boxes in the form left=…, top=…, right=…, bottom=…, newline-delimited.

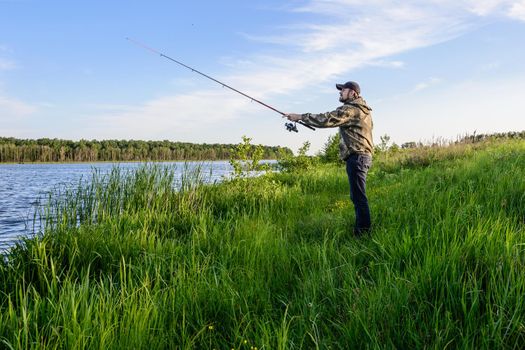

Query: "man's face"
left=339, top=88, right=354, bottom=102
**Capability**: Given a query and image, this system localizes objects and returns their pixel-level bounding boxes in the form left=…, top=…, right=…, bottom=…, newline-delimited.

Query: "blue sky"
left=1, top=0, right=525, bottom=153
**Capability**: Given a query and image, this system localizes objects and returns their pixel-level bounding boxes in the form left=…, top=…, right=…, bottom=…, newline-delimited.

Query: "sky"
left=1, top=0, right=525, bottom=154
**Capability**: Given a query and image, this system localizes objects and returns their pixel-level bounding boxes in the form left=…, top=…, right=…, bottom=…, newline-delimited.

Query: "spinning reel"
left=285, top=122, right=299, bottom=133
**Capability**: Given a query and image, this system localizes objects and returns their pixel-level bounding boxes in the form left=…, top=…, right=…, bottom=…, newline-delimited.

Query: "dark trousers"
left=345, top=154, right=372, bottom=234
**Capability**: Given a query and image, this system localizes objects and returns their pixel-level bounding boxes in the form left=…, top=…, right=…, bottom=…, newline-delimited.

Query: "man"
left=285, top=81, right=374, bottom=236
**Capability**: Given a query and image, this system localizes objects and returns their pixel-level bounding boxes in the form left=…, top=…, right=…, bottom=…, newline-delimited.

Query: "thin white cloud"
left=333, top=0, right=519, bottom=17
left=88, top=0, right=524, bottom=141
left=367, top=60, right=405, bottom=68
left=0, top=92, right=36, bottom=115
left=508, top=0, right=525, bottom=20
left=0, top=58, right=16, bottom=71
left=0, top=46, right=34, bottom=123
left=463, top=0, right=512, bottom=15
left=0, top=44, right=16, bottom=70
left=374, top=77, right=444, bottom=103
left=480, top=62, right=502, bottom=71
left=413, top=77, right=443, bottom=92
left=85, top=90, right=262, bottom=140
left=225, top=1, right=485, bottom=96
left=229, top=0, right=525, bottom=98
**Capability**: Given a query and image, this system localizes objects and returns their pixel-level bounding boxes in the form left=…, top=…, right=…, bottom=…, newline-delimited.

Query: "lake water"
left=0, top=161, right=253, bottom=253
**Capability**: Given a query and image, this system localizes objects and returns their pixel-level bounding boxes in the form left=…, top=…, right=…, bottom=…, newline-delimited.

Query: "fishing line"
left=126, top=37, right=315, bottom=132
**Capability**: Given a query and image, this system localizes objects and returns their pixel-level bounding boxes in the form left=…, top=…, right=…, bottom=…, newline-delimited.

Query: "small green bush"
left=278, top=141, right=319, bottom=172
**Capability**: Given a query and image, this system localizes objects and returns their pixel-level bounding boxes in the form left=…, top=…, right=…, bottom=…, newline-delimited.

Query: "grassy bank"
left=1, top=139, right=524, bottom=349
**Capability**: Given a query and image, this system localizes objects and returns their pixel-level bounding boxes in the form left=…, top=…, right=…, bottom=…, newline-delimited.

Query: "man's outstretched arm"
left=285, top=107, right=358, bottom=128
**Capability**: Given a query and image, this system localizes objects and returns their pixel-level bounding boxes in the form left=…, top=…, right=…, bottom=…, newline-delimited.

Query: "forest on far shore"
left=0, top=137, right=292, bottom=163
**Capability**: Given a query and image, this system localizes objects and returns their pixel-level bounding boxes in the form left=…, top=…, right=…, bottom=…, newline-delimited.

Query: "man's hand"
left=284, top=113, right=302, bottom=122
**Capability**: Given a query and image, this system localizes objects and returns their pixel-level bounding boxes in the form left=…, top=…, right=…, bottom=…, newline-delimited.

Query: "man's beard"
left=340, top=94, right=357, bottom=103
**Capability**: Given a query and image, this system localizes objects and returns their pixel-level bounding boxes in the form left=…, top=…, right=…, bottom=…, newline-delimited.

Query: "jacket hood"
left=345, top=97, right=372, bottom=114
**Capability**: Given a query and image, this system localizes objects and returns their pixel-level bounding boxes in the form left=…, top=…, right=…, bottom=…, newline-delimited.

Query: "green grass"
left=1, top=139, right=524, bottom=349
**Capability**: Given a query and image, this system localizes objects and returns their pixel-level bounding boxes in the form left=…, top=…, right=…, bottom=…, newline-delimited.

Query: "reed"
left=0, top=139, right=524, bottom=349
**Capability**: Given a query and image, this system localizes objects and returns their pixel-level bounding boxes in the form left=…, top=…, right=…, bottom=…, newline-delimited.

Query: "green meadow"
left=1, top=138, right=524, bottom=349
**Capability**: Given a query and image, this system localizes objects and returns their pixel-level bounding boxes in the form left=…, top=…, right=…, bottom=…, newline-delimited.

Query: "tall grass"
left=1, top=139, right=524, bottom=349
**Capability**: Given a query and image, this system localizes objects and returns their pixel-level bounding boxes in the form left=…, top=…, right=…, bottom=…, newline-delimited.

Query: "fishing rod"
left=126, top=37, right=315, bottom=132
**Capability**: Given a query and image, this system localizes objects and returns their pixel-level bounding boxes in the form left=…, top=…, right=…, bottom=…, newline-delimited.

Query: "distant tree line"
left=0, top=137, right=292, bottom=163
left=456, top=131, right=525, bottom=144
left=400, top=131, right=525, bottom=149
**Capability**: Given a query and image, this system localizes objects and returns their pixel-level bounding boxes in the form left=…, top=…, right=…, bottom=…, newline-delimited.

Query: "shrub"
left=319, top=133, right=342, bottom=164
left=228, top=136, right=270, bottom=180
left=278, top=141, right=319, bottom=172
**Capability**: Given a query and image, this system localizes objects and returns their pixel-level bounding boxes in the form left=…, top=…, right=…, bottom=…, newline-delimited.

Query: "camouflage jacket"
left=300, top=97, right=374, bottom=159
